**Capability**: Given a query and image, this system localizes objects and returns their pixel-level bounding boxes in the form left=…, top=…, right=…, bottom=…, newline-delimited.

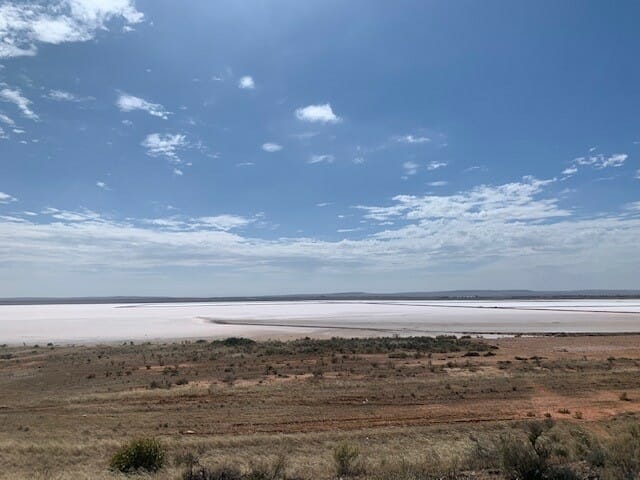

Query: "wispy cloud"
left=568, top=152, right=628, bottom=174
left=0, top=191, right=17, bottom=203
left=238, top=76, right=255, bottom=89
left=0, top=1, right=143, bottom=58
left=635, top=169, right=640, bottom=180
left=195, top=215, right=253, bottom=231
left=46, top=89, right=87, bottom=102
left=0, top=88, right=38, bottom=120
left=395, top=134, right=430, bottom=144
left=2, top=184, right=639, bottom=291
left=262, top=142, right=282, bottom=152
left=353, top=157, right=365, bottom=165
left=427, top=181, right=448, bottom=187
left=117, top=94, right=170, bottom=119
left=173, top=168, right=183, bottom=176
left=464, top=165, right=486, bottom=173
left=96, top=181, right=109, bottom=190
left=308, top=154, right=335, bottom=164
left=142, top=133, right=188, bottom=162
left=41, top=207, right=100, bottom=222
left=0, top=113, right=15, bottom=125
left=295, top=104, right=341, bottom=124
left=403, top=161, right=419, bottom=176
left=426, top=161, right=447, bottom=170
left=357, top=176, right=564, bottom=222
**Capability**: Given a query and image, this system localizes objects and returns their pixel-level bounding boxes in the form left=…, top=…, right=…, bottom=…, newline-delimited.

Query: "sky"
left=0, top=0, right=639, bottom=297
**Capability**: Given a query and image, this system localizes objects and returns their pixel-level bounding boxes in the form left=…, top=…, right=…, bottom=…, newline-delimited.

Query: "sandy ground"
left=1, top=299, right=640, bottom=344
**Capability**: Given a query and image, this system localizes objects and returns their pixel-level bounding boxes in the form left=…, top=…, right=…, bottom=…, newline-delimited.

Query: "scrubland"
left=1, top=334, right=640, bottom=479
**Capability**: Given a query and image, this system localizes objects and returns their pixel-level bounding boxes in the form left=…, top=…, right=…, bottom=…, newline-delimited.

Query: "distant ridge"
left=1, top=290, right=639, bottom=305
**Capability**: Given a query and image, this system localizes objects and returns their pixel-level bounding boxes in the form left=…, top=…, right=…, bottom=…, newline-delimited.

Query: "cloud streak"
left=0, top=191, right=17, bottom=203
left=262, top=142, right=282, bottom=152
left=0, top=88, right=38, bottom=120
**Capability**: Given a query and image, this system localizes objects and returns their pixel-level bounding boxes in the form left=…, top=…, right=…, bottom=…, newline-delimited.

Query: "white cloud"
left=600, top=153, right=627, bottom=168
left=0, top=112, right=15, bottom=125
left=262, top=142, right=282, bottom=152
left=573, top=153, right=628, bottom=170
left=141, top=133, right=187, bottom=162
left=353, top=157, right=365, bottom=165
left=238, top=76, right=255, bottom=89
left=403, top=161, right=419, bottom=176
left=295, top=104, right=341, bottom=124
left=117, top=93, right=170, bottom=119
left=96, top=181, right=108, bottom=189
left=0, top=126, right=6, bottom=139
left=626, top=201, right=640, bottom=212
left=316, top=202, right=331, bottom=207
left=562, top=166, right=578, bottom=175
left=309, top=154, right=334, bottom=164
left=46, top=89, right=83, bottom=102
left=195, top=215, right=252, bottom=231
left=0, top=0, right=143, bottom=58
left=0, top=88, right=38, bottom=120
left=2, top=188, right=640, bottom=293
left=236, top=162, right=255, bottom=167
left=427, top=181, right=448, bottom=187
left=173, top=168, right=183, bottom=176
left=395, top=134, right=430, bottom=144
left=357, top=176, right=564, bottom=222
left=0, top=191, right=17, bottom=203
left=426, top=161, right=447, bottom=170
left=635, top=170, right=640, bottom=180
left=41, top=207, right=100, bottom=222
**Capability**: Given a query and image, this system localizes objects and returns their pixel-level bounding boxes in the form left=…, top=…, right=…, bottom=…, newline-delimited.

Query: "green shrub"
left=499, top=435, right=548, bottom=480
left=603, top=424, right=640, bottom=480
left=499, top=423, right=579, bottom=480
left=221, top=337, right=256, bottom=347
left=333, top=442, right=360, bottom=477
left=109, top=437, right=165, bottom=473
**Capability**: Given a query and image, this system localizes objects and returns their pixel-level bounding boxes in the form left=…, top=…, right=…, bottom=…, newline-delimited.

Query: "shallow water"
left=1, top=299, right=639, bottom=344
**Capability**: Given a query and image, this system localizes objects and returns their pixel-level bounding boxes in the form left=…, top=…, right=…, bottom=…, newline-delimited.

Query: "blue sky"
left=1, top=0, right=639, bottom=296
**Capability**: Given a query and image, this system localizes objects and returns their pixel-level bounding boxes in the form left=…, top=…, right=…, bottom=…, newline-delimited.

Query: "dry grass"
left=2, top=335, right=640, bottom=479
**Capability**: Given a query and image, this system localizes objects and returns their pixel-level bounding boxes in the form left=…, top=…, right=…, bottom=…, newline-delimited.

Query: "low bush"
left=333, top=442, right=360, bottom=477
left=499, top=421, right=579, bottom=480
left=602, top=423, right=640, bottom=480
left=109, top=437, right=165, bottom=473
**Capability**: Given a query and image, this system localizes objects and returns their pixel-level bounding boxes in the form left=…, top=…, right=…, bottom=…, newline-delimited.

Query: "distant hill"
left=1, top=290, right=639, bottom=305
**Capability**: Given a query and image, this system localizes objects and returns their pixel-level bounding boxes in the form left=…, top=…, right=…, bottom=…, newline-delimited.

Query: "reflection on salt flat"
left=1, top=299, right=639, bottom=344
